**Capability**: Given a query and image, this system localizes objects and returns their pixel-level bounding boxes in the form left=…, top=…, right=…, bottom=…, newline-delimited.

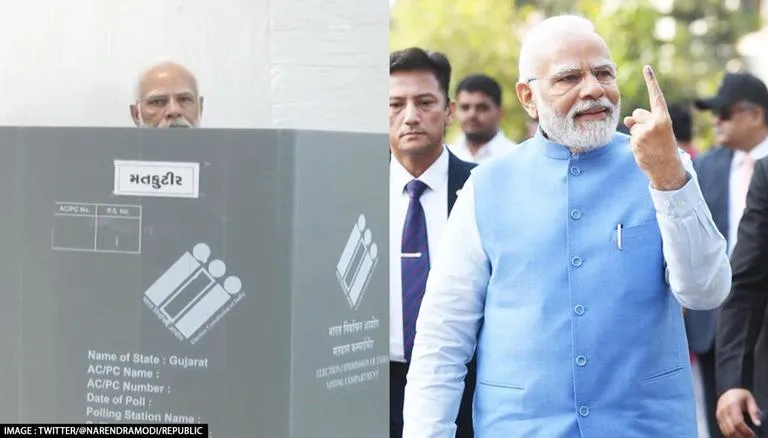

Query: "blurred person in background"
left=130, top=60, right=203, bottom=128
left=388, top=47, right=476, bottom=438
left=694, top=72, right=768, bottom=258
left=693, top=72, right=768, bottom=438
left=402, top=14, right=731, bottom=437
left=448, top=74, right=516, bottom=163
left=667, top=100, right=716, bottom=437
left=694, top=73, right=768, bottom=438
left=670, top=103, right=698, bottom=159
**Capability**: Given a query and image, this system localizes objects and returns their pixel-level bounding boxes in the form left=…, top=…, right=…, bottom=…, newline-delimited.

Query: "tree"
left=390, top=0, right=536, bottom=142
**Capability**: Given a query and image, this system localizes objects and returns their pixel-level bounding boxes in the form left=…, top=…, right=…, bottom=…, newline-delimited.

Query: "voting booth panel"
left=0, top=127, right=389, bottom=438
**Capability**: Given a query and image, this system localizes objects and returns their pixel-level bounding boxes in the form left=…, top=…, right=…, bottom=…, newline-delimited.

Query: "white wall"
left=0, top=0, right=388, bottom=133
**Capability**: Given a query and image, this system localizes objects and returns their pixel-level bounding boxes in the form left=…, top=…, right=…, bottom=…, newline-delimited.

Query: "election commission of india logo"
left=336, top=214, right=379, bottom=310
left=142, top=243, right=244, bottom=344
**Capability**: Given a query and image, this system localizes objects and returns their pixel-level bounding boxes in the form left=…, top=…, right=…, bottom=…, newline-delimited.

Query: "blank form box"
left=52, top=215, right=97, bottom=251
left=95, top=217, right=141, bottom=253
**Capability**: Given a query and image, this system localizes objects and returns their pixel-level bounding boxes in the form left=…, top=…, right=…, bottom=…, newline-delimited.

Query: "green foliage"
left=390, top=0, right=761, bottom=151
left=390, top=0, right=534, bottom=141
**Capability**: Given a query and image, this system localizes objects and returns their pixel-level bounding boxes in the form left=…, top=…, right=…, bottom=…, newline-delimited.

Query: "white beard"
left=160, top=117, right=196, bottom=128
left=535, top=91, right=620, bottom=151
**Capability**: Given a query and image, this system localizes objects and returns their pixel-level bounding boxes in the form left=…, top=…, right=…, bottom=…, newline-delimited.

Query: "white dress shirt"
left=389, top=146, right=449, bottom=363
left=402, top=151, right=732, bottom=436
left=728, top=136, right=768, bottom=254
left=448, top=130, right=516, bottom=164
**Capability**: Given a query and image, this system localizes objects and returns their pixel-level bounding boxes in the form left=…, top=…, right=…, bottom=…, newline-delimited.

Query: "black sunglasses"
left=716, top=102, right=755, bottom=121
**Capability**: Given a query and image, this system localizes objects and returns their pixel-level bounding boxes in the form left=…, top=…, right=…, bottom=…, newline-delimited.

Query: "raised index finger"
left=643, top=65, right=668, bottom=115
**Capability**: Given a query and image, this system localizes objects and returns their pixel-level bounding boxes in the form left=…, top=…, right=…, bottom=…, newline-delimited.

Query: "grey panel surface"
left=0, top=127, right=388, bottom=438
left=290, top=131, right=389, bottom=438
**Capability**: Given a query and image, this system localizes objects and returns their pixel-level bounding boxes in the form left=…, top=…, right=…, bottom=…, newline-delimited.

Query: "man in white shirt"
left=448, top=74, right=516, bottom=163
left=130, top=60, right=203, bottom=128
left=403, top=15, right=731, bottom=437
left=389, top=47, right=476, bottom=438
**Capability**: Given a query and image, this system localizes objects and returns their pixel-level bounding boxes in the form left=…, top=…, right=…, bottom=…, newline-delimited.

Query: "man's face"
left=455, top=90, right=501, bottom=143
left=131, top=67, right=202, bottom=128
left=713, top=102, right=761, bottom=150
left=389, top=70, right=451, bottom=158
left=517, top=33, right=621, bottom=149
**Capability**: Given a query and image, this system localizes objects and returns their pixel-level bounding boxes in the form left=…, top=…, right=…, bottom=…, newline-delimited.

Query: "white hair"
left=133, top=59, right=199, bottom=101
left=518, top=15, right=596, bottom=83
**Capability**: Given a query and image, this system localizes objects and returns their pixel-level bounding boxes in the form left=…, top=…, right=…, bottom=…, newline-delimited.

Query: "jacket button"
left=570, top=166, right=581, bottom=176
left=570, top=209, right=581, bottom=220
left=574, top=305, right=585, bottom=315
left=571, top=256, right=582, bottom=267
left=576, top=356, right=587, bottom=366
left=579, top=406, right=590, bottom=417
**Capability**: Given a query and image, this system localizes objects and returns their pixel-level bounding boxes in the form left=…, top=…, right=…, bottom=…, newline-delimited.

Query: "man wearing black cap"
left=695, top=71, right=768, bottom=438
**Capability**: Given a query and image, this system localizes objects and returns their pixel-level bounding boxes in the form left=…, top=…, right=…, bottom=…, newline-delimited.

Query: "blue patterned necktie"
left=401, top=179, right=430, bottom=362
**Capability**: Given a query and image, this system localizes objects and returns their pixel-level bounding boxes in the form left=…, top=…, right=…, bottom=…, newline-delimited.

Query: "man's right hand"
left=717, top=388, right=763, bottom=438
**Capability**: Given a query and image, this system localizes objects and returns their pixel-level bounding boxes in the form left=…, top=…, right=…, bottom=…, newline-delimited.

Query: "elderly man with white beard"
left=401, top=15, right=732, bottom=438
left=130, top=60, right=203, bottom=128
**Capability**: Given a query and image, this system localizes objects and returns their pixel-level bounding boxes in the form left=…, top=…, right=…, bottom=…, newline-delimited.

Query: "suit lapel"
left=447, top=151, right=475, bottom=214
left=447, top=153, right=460, bottom=213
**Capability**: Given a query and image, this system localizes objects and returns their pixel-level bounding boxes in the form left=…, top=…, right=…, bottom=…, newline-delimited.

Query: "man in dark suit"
left=715, top=155, right=768, bottom=438
left=694, top=72, right=768, bottom=438
left=388, top=47, right=476, bottom=438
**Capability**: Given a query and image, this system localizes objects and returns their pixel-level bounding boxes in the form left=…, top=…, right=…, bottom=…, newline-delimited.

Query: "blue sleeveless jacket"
left=470, top=131, right=697, bottom=437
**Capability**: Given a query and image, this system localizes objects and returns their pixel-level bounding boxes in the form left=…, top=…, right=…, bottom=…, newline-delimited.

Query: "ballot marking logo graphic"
left=336, top=214, right=379, bottom=310
left=143, top=243, right=244, bottom=344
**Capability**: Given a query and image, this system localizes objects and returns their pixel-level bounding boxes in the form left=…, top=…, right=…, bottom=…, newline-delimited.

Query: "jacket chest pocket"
left=609, top=221, right=666, bottom=289
left=607, top=220, right=682, bottom=380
